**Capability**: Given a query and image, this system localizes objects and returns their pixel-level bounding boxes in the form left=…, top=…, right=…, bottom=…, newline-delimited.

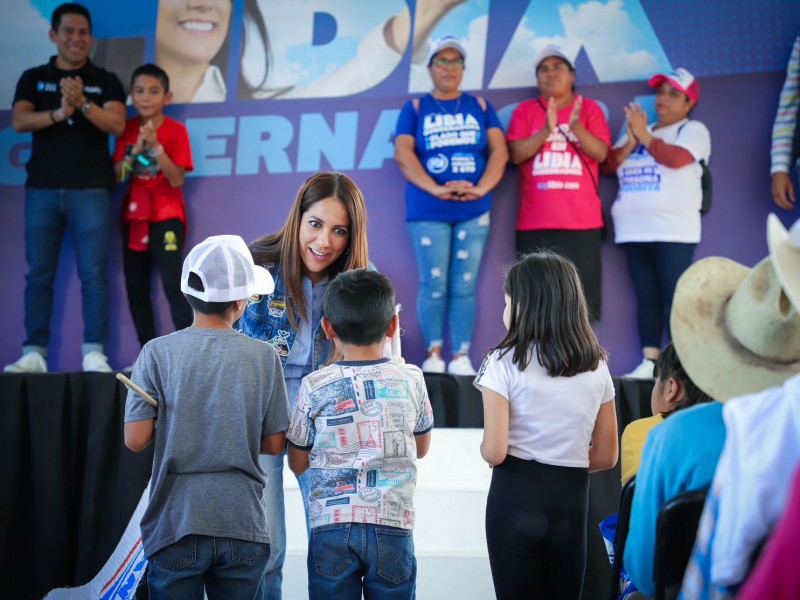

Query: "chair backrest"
left=607, top=476, right=636, bottom=600
left=654, top=488, right=708, bottom=600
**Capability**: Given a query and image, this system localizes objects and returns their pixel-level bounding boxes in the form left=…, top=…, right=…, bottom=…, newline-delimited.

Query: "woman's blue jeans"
left=407, top=212, right=490, bottom=354
left=261, top=373, right=312, bottom=599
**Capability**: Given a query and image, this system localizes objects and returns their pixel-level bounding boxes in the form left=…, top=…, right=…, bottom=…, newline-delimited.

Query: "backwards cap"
left=181, top=235, right=274, bottom=302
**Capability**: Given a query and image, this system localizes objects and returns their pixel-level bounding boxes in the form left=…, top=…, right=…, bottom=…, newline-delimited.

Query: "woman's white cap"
left=427, top=35, right=467, bottom=65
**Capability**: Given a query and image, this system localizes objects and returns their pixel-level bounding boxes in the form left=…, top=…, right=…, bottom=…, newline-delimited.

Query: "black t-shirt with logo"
left=13, top=56, right=125, bottom=189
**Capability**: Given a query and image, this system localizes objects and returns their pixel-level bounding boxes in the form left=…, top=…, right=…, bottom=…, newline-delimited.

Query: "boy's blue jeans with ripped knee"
left=407, top=212, right=490, bottom=354
left=307, top=522, right=416, bottom=599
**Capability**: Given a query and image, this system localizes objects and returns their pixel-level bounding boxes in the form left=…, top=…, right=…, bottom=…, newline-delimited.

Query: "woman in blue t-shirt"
left=394, top=35, right=508, bottom=376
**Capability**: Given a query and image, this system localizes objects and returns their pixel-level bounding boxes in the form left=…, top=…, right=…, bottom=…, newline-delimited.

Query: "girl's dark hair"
left=654, top=342, right=713, bottom=415
left=249, top=172, right=369, bottom=327
left=239, top=0, right=270, bottom=98
left=495, top=251, right=606, bottom=377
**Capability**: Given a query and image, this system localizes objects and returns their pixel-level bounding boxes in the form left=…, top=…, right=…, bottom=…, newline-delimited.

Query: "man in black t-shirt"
left=4, top=3, right=125, bottom=374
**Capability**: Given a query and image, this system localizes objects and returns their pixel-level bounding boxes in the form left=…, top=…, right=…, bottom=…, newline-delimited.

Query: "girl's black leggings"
left=486, top=454, right=589, bottom=600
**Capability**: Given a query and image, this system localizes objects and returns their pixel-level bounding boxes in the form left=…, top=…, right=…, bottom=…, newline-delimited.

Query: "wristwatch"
left=80, top=101, right=91, bottom=114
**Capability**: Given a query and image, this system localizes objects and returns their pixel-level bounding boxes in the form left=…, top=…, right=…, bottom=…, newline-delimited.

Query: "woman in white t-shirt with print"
left=606, top=68, right=712, bottom=378
left=475, top=251, right=618, bottom=600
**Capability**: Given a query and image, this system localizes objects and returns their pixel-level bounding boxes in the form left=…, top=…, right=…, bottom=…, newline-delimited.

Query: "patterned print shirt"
left=287, top=358, right=434, bottom=530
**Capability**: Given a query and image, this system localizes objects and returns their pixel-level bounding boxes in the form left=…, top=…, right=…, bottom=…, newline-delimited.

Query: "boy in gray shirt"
left=124, top=234, right=289, bottom=598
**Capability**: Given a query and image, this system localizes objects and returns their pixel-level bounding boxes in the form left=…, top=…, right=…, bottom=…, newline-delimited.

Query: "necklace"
left=431, top=93, right=462, bottom=115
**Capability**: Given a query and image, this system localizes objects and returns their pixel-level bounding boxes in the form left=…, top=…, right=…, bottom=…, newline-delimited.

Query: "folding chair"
left=654, top=489, right=708, bottom=600
left=607, top=476, right=636, bottom=600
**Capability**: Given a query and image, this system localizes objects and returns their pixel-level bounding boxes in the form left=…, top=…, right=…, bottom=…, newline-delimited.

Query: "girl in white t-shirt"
left=475, top=250, right=618, bottom=600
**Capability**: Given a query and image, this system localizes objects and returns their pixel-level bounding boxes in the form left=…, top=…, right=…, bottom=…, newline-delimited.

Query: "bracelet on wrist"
left=50, top=110, right=57, bottom=124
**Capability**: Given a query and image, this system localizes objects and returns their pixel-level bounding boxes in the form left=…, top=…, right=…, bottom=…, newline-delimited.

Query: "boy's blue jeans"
left=23, top=188, right=110, bottom=355
left=147, top=534, right=270, bottom=599
left=307, top=522, right=416, bottom=599
left=406, top=212, right=490, bottom=354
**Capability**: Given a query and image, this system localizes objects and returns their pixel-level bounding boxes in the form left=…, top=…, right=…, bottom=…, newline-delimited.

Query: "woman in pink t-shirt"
left=507, top=44, right=610, bottom=321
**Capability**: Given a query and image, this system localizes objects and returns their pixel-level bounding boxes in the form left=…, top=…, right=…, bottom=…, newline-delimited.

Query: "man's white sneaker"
left=624, top=358, right=655, bottom=379
left=448, top=355, right=477, bottom=376
left=420, top=354, right=446, bottom=373
left=3, top=352, right=47, bottom=373
left=83, top=351, right=113, bottom=373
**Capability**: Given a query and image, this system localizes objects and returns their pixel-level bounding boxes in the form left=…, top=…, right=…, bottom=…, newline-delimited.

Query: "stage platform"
left=0, top=371, right=652, bottom=599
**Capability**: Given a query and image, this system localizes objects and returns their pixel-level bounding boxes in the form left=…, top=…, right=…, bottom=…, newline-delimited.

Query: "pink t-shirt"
left=507, top=96, right=610, bottom=231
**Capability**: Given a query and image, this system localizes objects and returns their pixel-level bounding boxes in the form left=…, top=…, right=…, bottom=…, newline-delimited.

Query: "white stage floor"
left=281, top=428, right=495, bottom=599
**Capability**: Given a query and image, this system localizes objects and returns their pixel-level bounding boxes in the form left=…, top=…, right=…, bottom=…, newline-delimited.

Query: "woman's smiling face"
left=156, top=0, right=231, bottom=66
left=297, top=196, right=351, bottom=284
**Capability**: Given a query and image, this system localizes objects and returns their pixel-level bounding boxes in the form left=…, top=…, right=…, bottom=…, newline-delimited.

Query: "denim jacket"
left=237, top=263, right=331, bottom=370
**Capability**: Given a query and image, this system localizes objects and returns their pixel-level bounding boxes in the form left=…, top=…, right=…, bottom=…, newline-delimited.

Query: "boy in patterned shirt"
left=287, top=269, right=433, bottom=599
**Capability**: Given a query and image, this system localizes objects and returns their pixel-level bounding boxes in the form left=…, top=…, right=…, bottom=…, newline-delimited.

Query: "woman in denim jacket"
left=238, top=171, right=370, bottom=598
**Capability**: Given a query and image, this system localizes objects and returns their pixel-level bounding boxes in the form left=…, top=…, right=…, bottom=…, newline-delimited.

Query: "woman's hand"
left=546, top=96, right=559, bottom=131
left=431, top=183, right=461, bottom=200
left=624, top=102, right=651, bottom=145
left=446, top=180, right=483, bottom=201
left=568, top=95, right=583, bottom=128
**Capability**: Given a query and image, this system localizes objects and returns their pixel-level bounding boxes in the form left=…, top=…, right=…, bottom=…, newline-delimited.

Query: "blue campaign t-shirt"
left=396, top=92, right=503, bottom=222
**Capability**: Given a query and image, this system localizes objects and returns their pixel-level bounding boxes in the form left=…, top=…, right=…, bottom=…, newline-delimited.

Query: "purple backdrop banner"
left=1, top=0, right=798, bottom=373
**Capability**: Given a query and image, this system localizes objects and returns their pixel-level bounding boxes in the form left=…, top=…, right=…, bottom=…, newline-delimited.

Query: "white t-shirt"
left=711, top=373, right=800, bottom=587
left=474, top=347, right=614, bottom=468
left=611, top=118, right=711, bottom=244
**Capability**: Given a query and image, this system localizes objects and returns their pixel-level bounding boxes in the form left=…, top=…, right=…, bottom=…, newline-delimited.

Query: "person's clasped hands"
left=622, top=101, right=653, bottom=149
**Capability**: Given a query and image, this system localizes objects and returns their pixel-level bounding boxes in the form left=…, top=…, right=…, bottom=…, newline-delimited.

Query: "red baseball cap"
left=648, top=67, right=700, bottom=103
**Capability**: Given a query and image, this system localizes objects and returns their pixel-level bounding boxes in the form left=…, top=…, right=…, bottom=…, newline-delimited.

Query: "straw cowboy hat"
left=671, top=219, right=800, bottom=401
left=768, top=213, right=800, bottom=312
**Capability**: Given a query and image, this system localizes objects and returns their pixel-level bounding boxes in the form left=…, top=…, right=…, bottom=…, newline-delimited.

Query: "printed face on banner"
left=156, top=0, right=232, bottom=103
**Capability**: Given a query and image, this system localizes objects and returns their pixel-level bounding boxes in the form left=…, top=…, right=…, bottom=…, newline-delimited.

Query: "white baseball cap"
left=534, top=44, right=573, bottom=70
left=427, top=35, right=467, bottom=65
left=181, top=235, right=274, bottom=302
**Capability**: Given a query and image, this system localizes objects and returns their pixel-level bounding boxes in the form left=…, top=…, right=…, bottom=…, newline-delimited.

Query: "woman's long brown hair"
left=249, top=172, right=369, bottom=327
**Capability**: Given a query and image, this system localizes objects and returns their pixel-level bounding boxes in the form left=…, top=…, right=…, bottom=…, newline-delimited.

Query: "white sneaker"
left=448, top=355, right=477, bottom=376
left=624, top=358, right=655, bottom=379
left=4, top=352, right=47, bottom=373
left=83, top=351, right=113, bottom=373
left=420, top=354, right=446, bottom=373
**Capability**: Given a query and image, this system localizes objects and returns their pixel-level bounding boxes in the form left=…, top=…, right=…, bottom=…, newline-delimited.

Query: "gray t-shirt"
left=124, top=327, right=289, bottom=557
